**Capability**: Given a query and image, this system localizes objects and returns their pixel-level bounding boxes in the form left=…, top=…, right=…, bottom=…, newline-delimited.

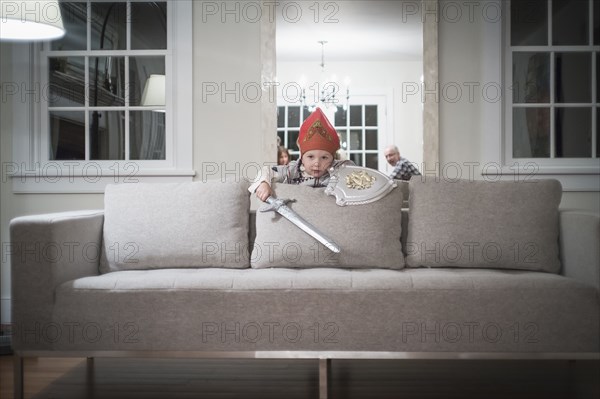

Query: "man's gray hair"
left=385, top=144, right=399, bottom=154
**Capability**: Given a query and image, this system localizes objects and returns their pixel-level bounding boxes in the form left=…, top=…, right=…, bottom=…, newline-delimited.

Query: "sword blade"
left=263, top=196, right=341, bottom=253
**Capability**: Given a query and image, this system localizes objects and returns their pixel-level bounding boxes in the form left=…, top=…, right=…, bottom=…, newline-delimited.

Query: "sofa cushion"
left=53, top=268, right=600, bottom=352
left=99, top=180, right=250, bottom=273
left=405, top=178, right=562, bottom=273
left=251, top=183, right=404, bottom=269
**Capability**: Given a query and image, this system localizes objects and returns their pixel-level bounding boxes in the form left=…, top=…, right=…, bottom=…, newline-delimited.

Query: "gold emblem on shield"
left=345, top=170, right=376, bottom=190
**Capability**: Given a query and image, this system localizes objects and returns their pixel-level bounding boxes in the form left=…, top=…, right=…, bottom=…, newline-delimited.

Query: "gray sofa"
left=10, top=178, right=600, bottom=398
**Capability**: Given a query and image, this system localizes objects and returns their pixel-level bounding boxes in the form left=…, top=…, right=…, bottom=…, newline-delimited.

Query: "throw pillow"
left=100, top=180, right=250, bottom=273
left=405, top=178, right=562, bottom=273
left=251, top=183, right=404, bottom=269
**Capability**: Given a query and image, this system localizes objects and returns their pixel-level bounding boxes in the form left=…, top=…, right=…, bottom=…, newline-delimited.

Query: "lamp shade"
left=141, top=74, right=165, bottom=108
left=0, top=0, right=65, bottom=41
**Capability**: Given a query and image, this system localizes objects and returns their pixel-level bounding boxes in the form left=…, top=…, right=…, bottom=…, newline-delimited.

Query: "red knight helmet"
left=297, top=107, right=340, bottom=156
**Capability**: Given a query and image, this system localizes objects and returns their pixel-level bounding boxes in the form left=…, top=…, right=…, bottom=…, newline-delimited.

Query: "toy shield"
left=325, top=164, right=397, bottom=206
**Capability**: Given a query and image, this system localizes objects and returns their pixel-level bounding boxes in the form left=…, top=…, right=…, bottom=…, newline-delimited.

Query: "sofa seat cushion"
left=51, top=268, right=599, bottom=354
left=251, top=183, right=404, bottom=269
left=406, top=179, right=562, bottom=273
left=100, top=180, right=251, bottom=273
left=60, top=267, right=584, bottom=291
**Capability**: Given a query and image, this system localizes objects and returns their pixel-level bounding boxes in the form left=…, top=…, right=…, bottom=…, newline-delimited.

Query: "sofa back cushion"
left=251, top=183, right=404, bottom=269
left=405, top=178, right=562, bottom=273
left=100, top=180, right=250, bottom=273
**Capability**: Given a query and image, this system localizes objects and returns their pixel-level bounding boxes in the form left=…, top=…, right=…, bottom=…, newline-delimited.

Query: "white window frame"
left=481, top=0, right=599, bottom=191
left=8, top=0, right=193, bottom=193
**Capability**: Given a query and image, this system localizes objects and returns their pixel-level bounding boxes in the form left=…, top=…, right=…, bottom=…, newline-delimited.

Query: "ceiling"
left=276, top=0, right=423, bottom=62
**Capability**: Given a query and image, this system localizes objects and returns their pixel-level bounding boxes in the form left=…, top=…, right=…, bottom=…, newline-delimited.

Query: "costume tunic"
left=248, top=159, right=353, bottom=193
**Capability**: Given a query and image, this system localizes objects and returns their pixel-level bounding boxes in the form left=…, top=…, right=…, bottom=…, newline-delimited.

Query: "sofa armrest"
left=10, top=210, right=104, bottom=350
left=559, top=209, right=600, bottom=290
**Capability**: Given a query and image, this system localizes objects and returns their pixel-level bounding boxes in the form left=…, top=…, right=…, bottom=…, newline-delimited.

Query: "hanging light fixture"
left=0, top=0, right=65, bottom=41
left=300, top=40, right=350, bottom=113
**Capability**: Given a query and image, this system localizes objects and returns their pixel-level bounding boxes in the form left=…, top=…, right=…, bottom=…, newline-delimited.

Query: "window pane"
left=350, top=153, right=362, bottom=166
left=513, top=107, right=550, bottom=157
left=552, top=0, right=589, bottom=45
left=49, top=111, right=85, bottom=160
left=130, top=111, right=166, bottom=160
left=89, top=57, right=125, bottom=106
left=365, top=129, right=378, bottom=150
left=555, top=53, right=591, bottom=103
left=350, top=105, right=362, bottom=126
left=512, top=52, right=550, bottom=103
left=302, top=106, right=310, bottom=121
left=555, top=108, right=591, bottom=157
left=339, top=131, right=348, bottom=150
left=91, top=2, right=126, bottom=50
left=287, top=106, right=300, bottom=128
left=334, top=107, right=347, bottom=126
left=365, top=105, right=377, bottom=126
left=365, top=153, right=378, bottom=169
left=511, top=0, right=547, bottom=46
left=90, top=111, right=125, bottom=160
left=597, top=108, right=599, bottom=158
left=52, top=2, right=87, bottom=51
left=288, top=130, right=299, bottom=151
left=49, top=57, right=85, bottom=107
left=349, top=129, right=362, bottom=150
left=597, top=53, right=599, bottom=103
left=277, top=131, right=284, bottom=146
left=131, top=2, right=167, bottom=50
left=129, top=57, right=165, bottom=106
left=595, top=1, right=600, bottom=45
left=277, top=107, right=284, bottom=128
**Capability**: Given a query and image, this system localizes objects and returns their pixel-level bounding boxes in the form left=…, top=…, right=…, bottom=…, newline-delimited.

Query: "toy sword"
left=260, top=196, right=341, bottom=253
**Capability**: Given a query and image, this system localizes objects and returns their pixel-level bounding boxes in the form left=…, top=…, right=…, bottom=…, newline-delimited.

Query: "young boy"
left=250, top=108, right=353, bottom=202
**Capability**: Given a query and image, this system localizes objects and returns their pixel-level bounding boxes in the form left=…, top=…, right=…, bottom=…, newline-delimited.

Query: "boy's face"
left=301, top=150, right=334, bottom=178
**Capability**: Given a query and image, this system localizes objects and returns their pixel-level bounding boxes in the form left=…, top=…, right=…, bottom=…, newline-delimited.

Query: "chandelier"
left=300, top=41, right=350, bottom=113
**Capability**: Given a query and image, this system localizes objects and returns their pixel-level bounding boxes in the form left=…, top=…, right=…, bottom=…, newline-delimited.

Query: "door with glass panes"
left=277, top=97, right=386, bottom=169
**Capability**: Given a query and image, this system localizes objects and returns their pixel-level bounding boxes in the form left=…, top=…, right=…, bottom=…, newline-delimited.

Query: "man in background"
left=384, top=145, right=421, bottom=181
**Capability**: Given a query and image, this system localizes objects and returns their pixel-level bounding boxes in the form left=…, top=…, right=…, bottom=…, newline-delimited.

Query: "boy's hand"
left=255, top=182, right=272, bottom=202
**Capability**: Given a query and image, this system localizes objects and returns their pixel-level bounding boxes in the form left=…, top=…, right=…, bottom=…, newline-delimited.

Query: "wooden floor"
left=1, top=355, right=599, bottom=399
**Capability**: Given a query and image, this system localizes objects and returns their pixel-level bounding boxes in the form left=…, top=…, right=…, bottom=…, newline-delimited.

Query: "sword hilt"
left=260, top=196, right=295, bottom=213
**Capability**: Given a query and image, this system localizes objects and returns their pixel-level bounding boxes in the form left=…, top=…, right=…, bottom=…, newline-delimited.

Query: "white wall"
left=277, top=59, right=424, bottom=172
left=193, top=6, right=266, bottom=181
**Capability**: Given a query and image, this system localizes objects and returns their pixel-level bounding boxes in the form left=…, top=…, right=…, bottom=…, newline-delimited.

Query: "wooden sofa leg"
left=319, top=358, right=331, bottom=399
left=13, top=355, right=23, bottom=399
left=86, top=357, right=95, bottom=397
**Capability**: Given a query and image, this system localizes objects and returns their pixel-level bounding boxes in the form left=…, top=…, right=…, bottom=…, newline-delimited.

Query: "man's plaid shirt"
left=389, top=157, right=421, bottom=181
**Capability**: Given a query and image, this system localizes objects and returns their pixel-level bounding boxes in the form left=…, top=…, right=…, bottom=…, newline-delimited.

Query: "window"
left=277, top=100, right=385, bottom=169
left=507, top=0, right=599, bottom=163
left=276, top=104, right=308, bottom=162
left=334, top=104, right=380, bottom=169
left=46, top=2, right=167, bottom=162
left=8, top=1, right=193, bottom=192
